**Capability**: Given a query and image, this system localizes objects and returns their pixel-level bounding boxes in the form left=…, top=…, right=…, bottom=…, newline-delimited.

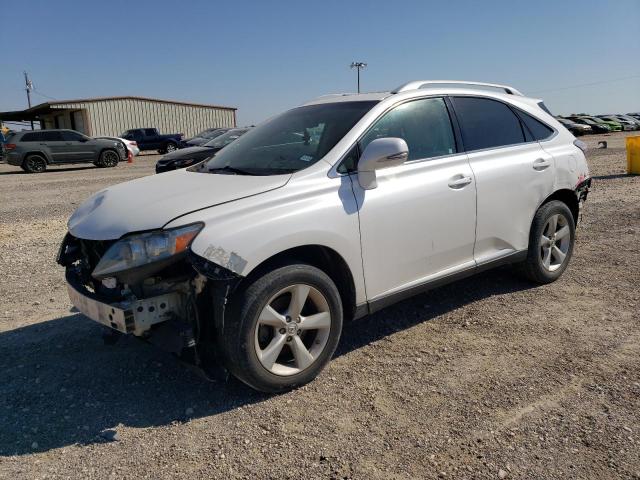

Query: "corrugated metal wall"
left=49, top=98, right=236, bottom=137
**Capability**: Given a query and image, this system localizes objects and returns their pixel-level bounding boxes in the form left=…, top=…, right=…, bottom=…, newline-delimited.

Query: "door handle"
left=533, top=158, right=551, bottom=171
left=448, top=175, right=473, bottom=189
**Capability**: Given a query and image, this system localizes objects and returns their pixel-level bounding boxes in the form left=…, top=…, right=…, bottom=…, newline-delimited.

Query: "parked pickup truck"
left=121, top=128, right=184, bottom=154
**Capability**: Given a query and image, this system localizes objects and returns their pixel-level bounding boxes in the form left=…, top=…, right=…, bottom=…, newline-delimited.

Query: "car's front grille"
left=59, top=233, right=115, bottom=275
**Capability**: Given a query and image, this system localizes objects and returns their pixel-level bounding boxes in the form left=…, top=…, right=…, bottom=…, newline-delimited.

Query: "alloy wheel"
left=27, top=156, right=45, bottom=172
left=539, top=213, right=571, bottom=272
left=103, top=150, right=119, bottom=167
left=254, top=284, right=332, bottom=376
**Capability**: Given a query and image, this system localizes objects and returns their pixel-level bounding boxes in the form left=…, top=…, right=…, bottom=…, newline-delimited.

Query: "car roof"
left=302, top=92, right=390, bottom=106
left=303, top=80, right=531, bottom=107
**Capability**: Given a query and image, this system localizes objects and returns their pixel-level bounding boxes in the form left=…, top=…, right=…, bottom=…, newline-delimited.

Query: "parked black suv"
left=4, top=129, right=126, bottom=173
left=155, top=128, right=249, bottom=173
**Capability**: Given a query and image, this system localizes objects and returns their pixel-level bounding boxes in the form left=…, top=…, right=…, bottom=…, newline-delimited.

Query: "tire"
left=219, top=263, right=343, bottom=392
left=164, top=142, right=177, bottom=153
left=516, top=200, right=576, bottom=284
left=22, top=154, right=47, bottom=173
left=98, top=149, right=119, bottom=168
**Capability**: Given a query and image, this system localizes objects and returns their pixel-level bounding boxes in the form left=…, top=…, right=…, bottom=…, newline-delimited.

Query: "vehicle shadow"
left=0, top=166, right=95, bottom=175
left=592, top=173, right=639, bottom=180
left=0, top=266, right=533, bottom=456
left=337, top=266, right=533, bottom=356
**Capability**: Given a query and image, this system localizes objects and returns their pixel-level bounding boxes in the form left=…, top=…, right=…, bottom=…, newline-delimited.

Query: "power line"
left=32, top=89, right=58, bottom=101
left=529, top=74, right=640, bottom=94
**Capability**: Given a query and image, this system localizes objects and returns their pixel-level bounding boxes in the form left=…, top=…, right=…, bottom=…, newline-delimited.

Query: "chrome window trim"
left=328, top=92, right=559, bottom=178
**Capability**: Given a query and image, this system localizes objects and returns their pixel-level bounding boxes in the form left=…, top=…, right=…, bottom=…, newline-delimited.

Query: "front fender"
left=165, top=172, right=367, bottom=304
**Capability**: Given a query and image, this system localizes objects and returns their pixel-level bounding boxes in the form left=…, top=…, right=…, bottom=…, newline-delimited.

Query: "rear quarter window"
left=41, top=131, right=64, bottom=141
left=517, top=110, right=555, bottom=141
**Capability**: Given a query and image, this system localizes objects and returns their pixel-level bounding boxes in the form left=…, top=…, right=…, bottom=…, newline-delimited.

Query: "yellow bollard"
left=627, top=136, right=640, bottom=174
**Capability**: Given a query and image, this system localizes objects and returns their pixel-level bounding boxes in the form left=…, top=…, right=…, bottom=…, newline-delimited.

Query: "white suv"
left=58, top=80, right=591, bottom=392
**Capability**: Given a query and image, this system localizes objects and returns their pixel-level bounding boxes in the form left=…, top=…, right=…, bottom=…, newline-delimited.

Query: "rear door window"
left=143, top=129, right=157, bottom=137
left=359, top=97, right=457, bottom=162
left=451, top=97, right=525, bottom=151
left=40, top=131, right=64, bottom=141
left=61, top=131, right=86, bottom=141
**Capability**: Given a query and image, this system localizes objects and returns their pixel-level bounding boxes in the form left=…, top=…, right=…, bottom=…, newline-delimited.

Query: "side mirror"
left=357, top=137, right=409, bottom=190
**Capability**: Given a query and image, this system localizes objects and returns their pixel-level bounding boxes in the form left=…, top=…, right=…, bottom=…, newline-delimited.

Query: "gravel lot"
left=1, top=134, right=639, bottom=479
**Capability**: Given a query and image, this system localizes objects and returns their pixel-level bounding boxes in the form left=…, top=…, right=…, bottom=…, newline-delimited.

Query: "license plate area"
left=67, top=282, right=184, bottom=336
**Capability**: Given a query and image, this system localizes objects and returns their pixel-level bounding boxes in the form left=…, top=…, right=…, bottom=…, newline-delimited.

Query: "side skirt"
left=354, top=250, right=527, bottom=319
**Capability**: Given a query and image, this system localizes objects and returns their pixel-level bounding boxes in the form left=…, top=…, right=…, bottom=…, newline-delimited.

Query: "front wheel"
left=219, top=263, right=343, bottom=392
left=516, top=200, right=576, bottom=284
left=97, top=149, right=119, bottom=168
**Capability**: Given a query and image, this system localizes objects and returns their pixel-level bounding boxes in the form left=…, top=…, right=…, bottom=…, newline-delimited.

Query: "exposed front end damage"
left=57, top=232, right=242, bottom=370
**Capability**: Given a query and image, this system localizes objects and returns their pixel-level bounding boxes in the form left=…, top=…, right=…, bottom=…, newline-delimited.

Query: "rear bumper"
left=6, top=152, right=22, bottom=166
left=576, top=177, right=591, bottom=223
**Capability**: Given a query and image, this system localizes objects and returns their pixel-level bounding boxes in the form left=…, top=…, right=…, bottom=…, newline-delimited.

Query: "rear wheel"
left=23, top=154, right=47, bottom=173
left=219, top=263, right=343, bottom=392
left=164, top=142, right=177, bottom=153
left=516, top=200, right=575, bottom=284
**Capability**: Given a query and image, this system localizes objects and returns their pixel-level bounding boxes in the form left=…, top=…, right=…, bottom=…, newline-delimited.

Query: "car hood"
left=68, top=169, right=291, bottom=240
left=159, top=146, right=215, bottom=161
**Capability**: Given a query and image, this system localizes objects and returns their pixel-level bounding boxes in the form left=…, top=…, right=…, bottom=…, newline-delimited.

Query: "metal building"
left=0, top=96, right=237, bottom=137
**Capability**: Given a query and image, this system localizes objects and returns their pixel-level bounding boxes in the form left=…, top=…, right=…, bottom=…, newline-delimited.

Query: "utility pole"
left=350, top=62, right=367, bottom=93
left=24, top=71, right=34, bottom=130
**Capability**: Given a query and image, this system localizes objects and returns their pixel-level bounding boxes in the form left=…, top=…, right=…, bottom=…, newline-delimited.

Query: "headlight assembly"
left=92, top=223, right=202, bottom=278
left=175, top=158, right=199, bottom=167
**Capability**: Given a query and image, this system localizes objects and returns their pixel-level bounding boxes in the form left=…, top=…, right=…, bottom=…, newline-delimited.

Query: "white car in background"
left=60, top=80, right=591, bottom=392
left=95, top=136, right=140, bottom=157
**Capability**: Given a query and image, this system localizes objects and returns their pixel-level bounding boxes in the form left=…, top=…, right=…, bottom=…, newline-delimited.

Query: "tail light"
left=130, top=141, right=137, bottom=146
left=4, top=143, right=16, bottom=150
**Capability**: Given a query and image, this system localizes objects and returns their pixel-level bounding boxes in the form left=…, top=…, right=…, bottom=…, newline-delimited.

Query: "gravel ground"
left=0, top=134, right=639, bottom=479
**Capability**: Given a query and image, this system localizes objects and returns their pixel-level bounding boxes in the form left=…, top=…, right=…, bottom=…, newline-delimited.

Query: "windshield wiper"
left=207, top=165, right=256, bottom=175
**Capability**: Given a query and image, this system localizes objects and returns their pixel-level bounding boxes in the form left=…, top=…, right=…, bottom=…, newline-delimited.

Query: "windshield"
left=204, top=129, right=249, bottom=148
left=197, top=101, right=378, bottom=175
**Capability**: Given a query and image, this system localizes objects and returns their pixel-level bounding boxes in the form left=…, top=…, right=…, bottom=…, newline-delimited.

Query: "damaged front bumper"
left=58, top=231, right=244, bottom=367
left=66, top=268, right=185, bottom=336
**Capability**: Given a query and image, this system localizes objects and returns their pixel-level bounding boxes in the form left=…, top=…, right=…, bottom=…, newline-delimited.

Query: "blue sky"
left=1, top=0, right=639, bottom=125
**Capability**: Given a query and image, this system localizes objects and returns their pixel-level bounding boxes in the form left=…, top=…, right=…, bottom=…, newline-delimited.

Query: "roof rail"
left=391, top=80, right=524, bottom=96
